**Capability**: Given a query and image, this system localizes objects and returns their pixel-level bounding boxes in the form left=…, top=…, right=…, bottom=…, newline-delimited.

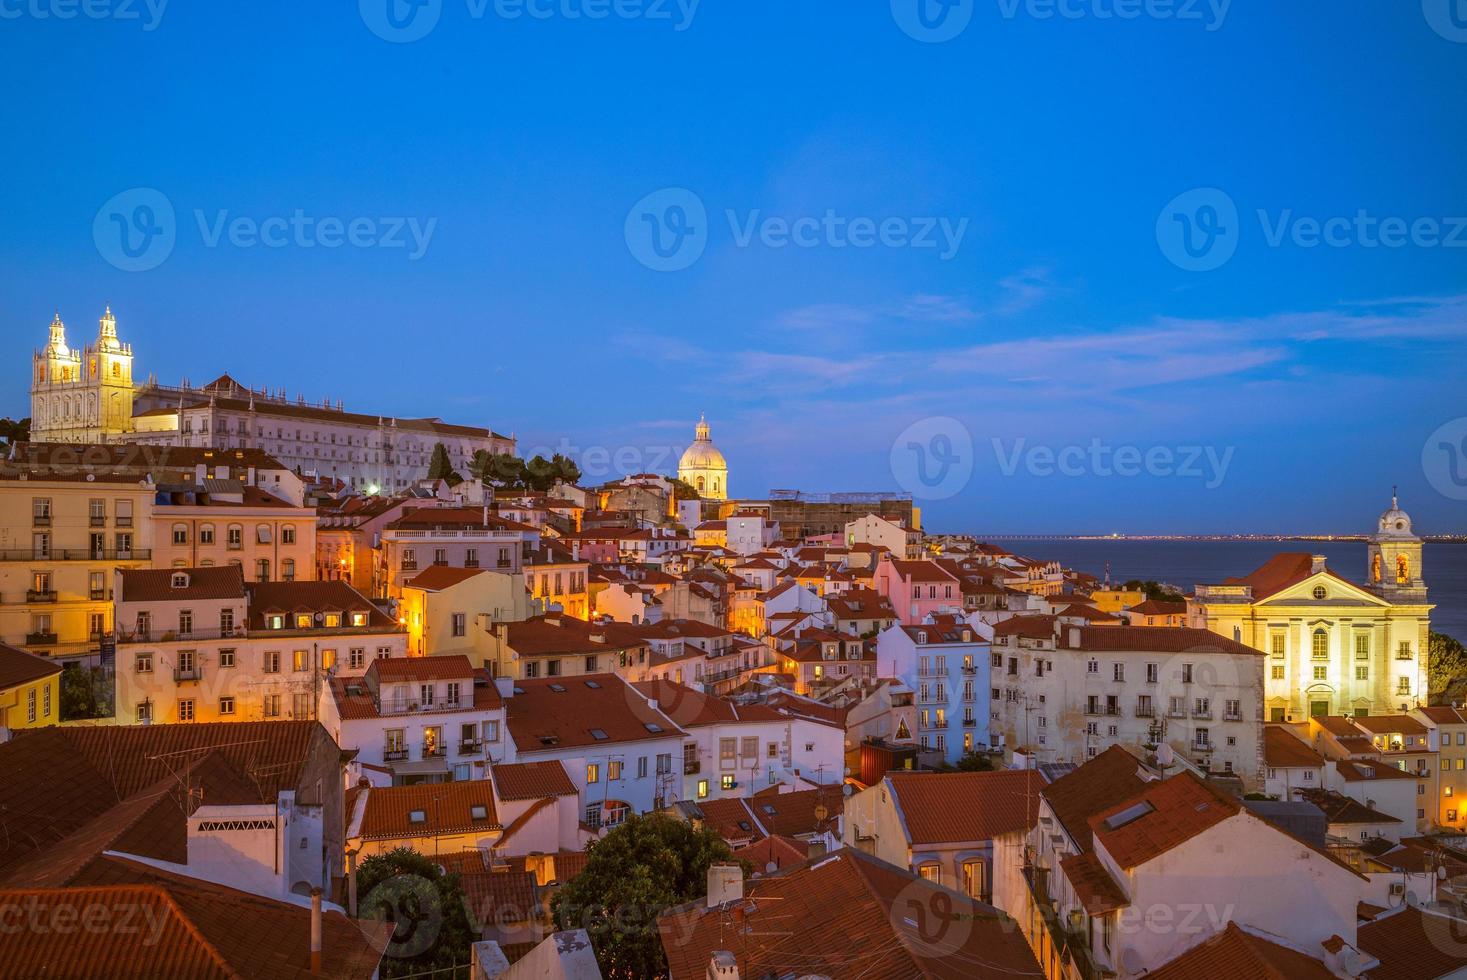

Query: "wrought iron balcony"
left=173, top=666, right=203, bottom=683
left=25, top=632, right=58, bottom=646
left=458, top=740, right=482, bottom=754
left=422, top=744, right=447, bottom=759
left=0, top=549, right=150, bottom=563
left=384, top=748, right=409, bottom=762
left=26, top=590, right=58, bottom=603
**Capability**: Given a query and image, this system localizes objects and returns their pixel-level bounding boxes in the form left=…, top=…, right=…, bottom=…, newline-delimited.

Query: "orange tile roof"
left=1059, top=850, right=1129, bottom=915
left=0, top=641, right=63, bottom=690
left=461, top=869, right=540, bottom=929
left=1041, top=745, right=1155, bottom=852
left=1089, top=772, right=1240, bottom=870
left=117, top=565, right=248, bottom=603
left=886, top=770, right=1043, bottom=845
left=403, top=565, right=488, bottom=591
left=357, top=781, right=500, bottom=840
left=1263, top=725, right=1326, bottom=769
left=1146, top=921, right=1336, bottom=979
left=368, top=654, right=479, bottom=684
left=504, top=674, right=684, bottom=752
left=6, top=855, right=390, bottom=979
left=1350, top=714, right=1430, bottom=736
left=1075, top=625, right=1262, bottom=657
left=491, top=761, right=578, bottom=801
left=657, top=849, right=1040, bottom=980
left=1358, top=906, right=1467, bottom=980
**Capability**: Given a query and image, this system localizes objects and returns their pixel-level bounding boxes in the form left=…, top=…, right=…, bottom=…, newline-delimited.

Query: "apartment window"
left=218, top=648, right=235, bottom=669
left=172, top=523, right=188, bottom=546
left=178, top=610, right=193, bottom=636
left=256, top=525, right=273, bottom=545
left=349, top=648, right=365, bottom=669
left=446, top=682, right=461, bottom=706
left=26, top=688, right=36, bottom=723
left=1355, top=634, right=1370, bottom=660
left=1357, top=665, right=1369, bottom=681
left=1399, top=677, right=1413, bottom=695
left=1271, top=665, right=1285, bottom=680
left=114, top=532, right=132, bottom=556
left=42, top=685, right=51, bottom=718
left=637, top=756, right=649, bottom=778
left=609, top=760, right=623, bottom=781
left=420, top=684, right=435, bottom=707
left=282, top=526, right=296, bottom=545
left=135, top=654, right=153, bottom=673
left=1146, top=662, right=1159, bottom=683
left=546, top=659, right=560, bottom=677
left=1225, top=699, right=1241, bottom=719
left=88, top=612, right=106, bottom=639
left=263, top=695, right=281, bottom=718
left=89, top=571, right=106, bottom=600
left=1181, top=663, right=1194, bottom=684
left=116, top=500, right=133, bottom=527
left=89, top=498, right=106, bottom=525
left=282, top=559, right=296, bottom=582
left=1086, top=659, right=1098, bottom=675
left=452, top=613, right=466, bottom=638
left=1314, top=666, right=1328, bottom=681
left=263, top=651, right=281, bottom=673
left=178, top=699, right=196, bottom=722
left=199, top=524, right=215, bottom=545
left=697, top=779, right=710, bottom=799
left=219, top=696, right=235, bottom=715
left=288, top=650, right=307, bottom=672
left=1113, top=663, right=1124, bottom=682
left=32, top=497, right=52, bottom=526
left=585, top=655, right=598, bottom=672
left=293, top=693, right=311, bottom=718
left=1312, top=630, right=1329, bottom=660
left=227, top=525, right=243, bottom=549
left=1195, top=727, right=1210, bottom=747
left=255, top=559, right=271, bottom=582
left=523, top=661, right=539, bottom=678
left=1271, top=634, right=1286, bottom=659
left=136, top=701, right=152, bottom=723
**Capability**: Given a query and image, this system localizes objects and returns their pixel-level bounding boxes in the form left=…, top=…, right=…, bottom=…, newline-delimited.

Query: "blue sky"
left=2, top=1, right=1465, bottom=533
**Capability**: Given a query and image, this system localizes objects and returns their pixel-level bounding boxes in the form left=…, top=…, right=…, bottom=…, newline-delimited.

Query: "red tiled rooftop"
left=1146, top=921, right=1336, bottom=979
left=1089, top=772, right=1240, bottom=870
left=356, top=781, right=500, bottom=840
left=886, top=770, right=1043, bottom=845
left=491, top=761, right=578, bottom=802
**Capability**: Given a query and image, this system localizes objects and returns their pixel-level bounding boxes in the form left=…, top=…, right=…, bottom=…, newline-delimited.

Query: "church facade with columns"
left=1189, top=495, right=1433, bottom=722
left=29, top=309, right=515, bottom=492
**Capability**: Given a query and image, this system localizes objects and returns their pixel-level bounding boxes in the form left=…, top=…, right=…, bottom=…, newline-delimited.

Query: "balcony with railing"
left=684, top=759, right=701, bottom=775
left=25, top=632, right=58, bottom=646
left=173, top=665, right=203, bottom=683
left=117, top=626, right=245, bottom=645
left=384, top=748, right=409, bottom=762
left=458, top=739, right=482, bottom=754
left=0, top=549, right=151, bottom=563
left=400, top=560, right=419, bottom=571
left=26, top=590, right=58, bottom=603
left=32, top=515, right=51, bottom=528
left=1223, top=711, right=1243, bottom=722
left=1135, top=704, right=1155, bottom=718
left=1021, top=864, right=1112, bottom=980
left=1192, top=708, right=1213, bottom=720
left=422, top=744, right=447, bottom=759
left=1192, top=740, right=1214, bottom=753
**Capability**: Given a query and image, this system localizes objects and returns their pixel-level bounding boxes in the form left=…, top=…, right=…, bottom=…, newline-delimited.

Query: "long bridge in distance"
left=961, top=534, right=1467, bottom=543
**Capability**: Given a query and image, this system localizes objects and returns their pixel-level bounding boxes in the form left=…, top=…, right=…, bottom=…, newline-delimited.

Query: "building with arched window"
left=677, top=415, right=729, bottom=501
left=1191, top=495, right=1433, bottom=722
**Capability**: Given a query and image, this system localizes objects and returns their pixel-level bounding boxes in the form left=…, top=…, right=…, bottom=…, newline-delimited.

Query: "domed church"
left=678, top=414, right=728, bottom=500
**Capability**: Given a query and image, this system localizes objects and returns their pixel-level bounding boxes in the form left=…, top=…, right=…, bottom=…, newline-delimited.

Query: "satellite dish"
left=1439, top=866, right=1449, bottom=880
left=1121, top=948, right=1145, bottom=973
left=765, top=861, right=779, bottom=874
left=1337, top=949, right=1363, bottom=975
left=1405, top=890, right=1420, bottom=907
left=1156, top=744, right=1175, bottom=766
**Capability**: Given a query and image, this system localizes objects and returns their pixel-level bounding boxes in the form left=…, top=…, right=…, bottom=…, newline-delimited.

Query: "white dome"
left=1376, top=492, right=1414, bottom=538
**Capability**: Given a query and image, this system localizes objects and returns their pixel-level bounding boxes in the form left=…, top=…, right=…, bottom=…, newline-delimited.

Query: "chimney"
left=1311, top=554, right=1328, bottom=574
left=707, top=950, right=739, bottom=980
left=706, top=863, right=743, bottom=909
left=347, top=848, right=360, bottom=917
left=309, top=887, right=323, bottom=974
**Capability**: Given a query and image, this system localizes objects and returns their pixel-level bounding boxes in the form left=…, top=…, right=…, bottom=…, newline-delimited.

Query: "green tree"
left=549, top=452, right=582, bottom=487
left=426, top=443, right=459, bottom=484
left=59, top=664, right=112, bottom=720
left=0, top=417, right=30, bottom=451
left=552, top=814, right=739, bottom=978
left=669, top=478, right=701, bottom=501
left=1429, top=631, right=1467, bottom=704
left=470, top=450, right=527, bottom=489
left=954, top=750, right=998, bottom=772
left=1122, top=579, right=1186, bottom=603
left=357, top=848, right=476, bottom=979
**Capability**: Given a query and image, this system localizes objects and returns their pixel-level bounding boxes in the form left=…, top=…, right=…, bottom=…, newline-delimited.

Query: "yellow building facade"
left=0, top=643, right=64, bottom=737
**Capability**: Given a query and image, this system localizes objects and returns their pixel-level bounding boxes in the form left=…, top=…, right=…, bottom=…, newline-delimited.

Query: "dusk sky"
left=2, top=1, right=1464, bottom=534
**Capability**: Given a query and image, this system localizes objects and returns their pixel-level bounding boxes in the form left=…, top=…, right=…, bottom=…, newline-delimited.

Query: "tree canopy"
left=1429, top=630, right=1467, bottom=704
left=357, top=848, right=476, bottom=979
left=426, top=443, right=463, bottom=486
left=1122, top=579, right=1186, bottom=603
left=552, top=814, right=739, bottom=978
left=469, top=451, right=581, bottom=492
left=0, top=417, right=30, bottom=451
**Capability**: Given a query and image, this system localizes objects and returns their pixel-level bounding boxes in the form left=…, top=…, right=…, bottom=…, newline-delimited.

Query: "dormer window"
left=408, top=810, right=426, bottom=824
left=171, top=572, right=190, bottom=589
left=296, top=614, right=313, bottom=629
left=267, top=614, right=285, bottom=630
left=351, top=611, right=368, bottom=627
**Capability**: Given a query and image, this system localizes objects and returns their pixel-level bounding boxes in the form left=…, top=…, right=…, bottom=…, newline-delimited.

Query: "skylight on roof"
left=590, top=729, right=609, bottom=741
left=549, top=683, right=566, bottom=693
left=1103, top=801, right=1155, bottom=831
left=470, top=805, right=488, bottom=820
left=408, top=810, right=426, bottom=823
left=644, top=723, right=662, bottom=733
left=584, top=680, right=601, bottom=689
